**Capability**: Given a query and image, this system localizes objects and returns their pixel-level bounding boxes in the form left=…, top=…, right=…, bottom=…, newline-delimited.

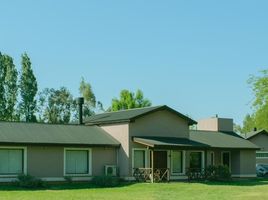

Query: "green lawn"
left=1, top=179, right=268, bottom=200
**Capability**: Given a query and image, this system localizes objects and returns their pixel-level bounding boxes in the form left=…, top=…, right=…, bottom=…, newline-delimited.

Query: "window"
left=171, top=150, right=183, bottom=174
left=65, top=149, right=91, bottom=175
left=256, top=152, right=268, bottom=158
left=210, top=152, right=214, bottom=166
left=190, top=152, right=202, bottom=169
left=133, top=149, right=146, bottom=168
left=0, top=149, right=24, bottom=175
left=222, top=152, right=231, bottom=168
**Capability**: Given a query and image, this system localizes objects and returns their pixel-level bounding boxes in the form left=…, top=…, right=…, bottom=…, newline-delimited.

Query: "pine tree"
left=19, top=53, right=38, bottom=122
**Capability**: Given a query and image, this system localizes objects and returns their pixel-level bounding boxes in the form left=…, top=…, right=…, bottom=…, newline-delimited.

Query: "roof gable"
left=85, top=105, right=197, bottom=126
left=244, top=129, right=268, bottom=139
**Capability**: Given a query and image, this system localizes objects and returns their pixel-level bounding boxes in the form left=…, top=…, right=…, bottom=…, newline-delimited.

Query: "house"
left=85, top=106, right=259, bottom=180
left=244, top=129, right=268, bottom=165
left=0, top=105, right=259, bottom=182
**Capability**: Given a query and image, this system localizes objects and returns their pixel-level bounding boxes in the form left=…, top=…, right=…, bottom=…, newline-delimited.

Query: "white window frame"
left=64, top=148, right=92, bottom=177
left=210, top=151, right=215, bottom=166
left=132, top=148, right=148, bottom=170
left=0, top=146, right=27, bottom=177
left=221, top=151, right=231, bottom=169
left=170, top=150, right=185, bottom=175
left=256, top=151, right=268, bottom=159
left=189, top=151, right=205, bottom=169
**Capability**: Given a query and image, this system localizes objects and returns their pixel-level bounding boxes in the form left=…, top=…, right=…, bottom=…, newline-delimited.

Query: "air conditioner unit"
left=105, top=165, right=117, bottom=176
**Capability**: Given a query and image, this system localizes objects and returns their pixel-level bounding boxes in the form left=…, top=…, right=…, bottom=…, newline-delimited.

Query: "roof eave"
left=85, top=119, right=131, bottom=126
left=0, top=142, right=121, bottom=148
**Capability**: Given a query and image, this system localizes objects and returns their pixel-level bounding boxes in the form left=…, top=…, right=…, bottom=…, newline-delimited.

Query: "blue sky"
left=1, top=0, right=267, bottom=125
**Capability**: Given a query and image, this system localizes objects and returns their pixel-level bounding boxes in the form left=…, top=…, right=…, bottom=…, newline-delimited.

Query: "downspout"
left=116, top=148, right=119, bottom=176
left=151, top=150, right=154, bottom=183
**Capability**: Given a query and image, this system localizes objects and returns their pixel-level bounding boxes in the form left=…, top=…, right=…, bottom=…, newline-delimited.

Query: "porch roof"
left=133, top=130, right=260, bottom=150
left=133, top=136, right=209, bottom=149
left=190, top=130, right=260, bottom=149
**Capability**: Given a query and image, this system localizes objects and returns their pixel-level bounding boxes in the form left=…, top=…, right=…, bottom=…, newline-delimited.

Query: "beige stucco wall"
left=130, top=110, right=189, bottom=139
left=239, top=150, right=256, bottom=175
left=27, top=146, right=64, bottom=177
left=249, top=134, right=268, bottom=151
left=0, top=145, right=117, bottom=179
left=230, top=150, right=240, bottom=175
left=100, top=123, right=130, bottom=177
left=92, top=148, right=117, bottom=176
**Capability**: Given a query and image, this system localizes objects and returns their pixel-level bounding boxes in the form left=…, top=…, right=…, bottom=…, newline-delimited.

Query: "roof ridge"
left=0, top=120, right=87, bottom=127
left=91, top=105, right=164, bottom=116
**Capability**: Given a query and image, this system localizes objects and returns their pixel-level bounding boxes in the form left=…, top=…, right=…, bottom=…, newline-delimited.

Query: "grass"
left=1, top=179, right=268, bottom=200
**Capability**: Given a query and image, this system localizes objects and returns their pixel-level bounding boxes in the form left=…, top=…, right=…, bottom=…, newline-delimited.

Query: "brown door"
left=152, top=151, right=167, bottom=169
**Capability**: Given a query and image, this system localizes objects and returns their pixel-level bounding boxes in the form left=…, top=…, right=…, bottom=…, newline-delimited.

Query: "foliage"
left=19, top=53, right=38, bottom=122
left=186, top=165, right=231, bottom=182
left=78, top=78, right=96, bottom=118
left=37, top=87, right=73, bottom=123
left=0, top=53, right=18, bottom=121
left=205, top=165, right=231, bottom=181
left=111, top=89, right=152, bottom=111
left=240, top=70, right=268, bottom=133
left=15, top=174, right=47, bottom=188
left=91, top=176, right=121, bottom=187
left=64, top=176, right=73, bottom=184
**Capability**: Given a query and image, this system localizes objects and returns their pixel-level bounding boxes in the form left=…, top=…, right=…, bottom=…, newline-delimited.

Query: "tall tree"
left=111, top=89, right=152, bottom=111
left=241, top=114, right=256, bottom=133
left=0, top=53, right=6, bottom=119
left=79, top=77, right=96, bottom=117
left=38, top=87, right=73, bottom=123
left=19, top=53, right=38, bottom=122
left=240, top=70, right=268, bottom=133
left=0, top=53, right=18, bottom=121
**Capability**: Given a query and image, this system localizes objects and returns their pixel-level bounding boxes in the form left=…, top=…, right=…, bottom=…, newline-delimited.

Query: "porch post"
left=151, top=150, right=154, bottom=183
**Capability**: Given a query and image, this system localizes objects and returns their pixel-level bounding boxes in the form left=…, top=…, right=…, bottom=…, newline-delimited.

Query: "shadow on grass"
left=1, top=178, right=268, bottom=191
left=0, top=181, right=138, bottom=191
left=188, top=178, right=268, bottom=187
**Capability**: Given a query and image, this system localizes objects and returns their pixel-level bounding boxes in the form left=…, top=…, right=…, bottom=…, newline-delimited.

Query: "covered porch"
left=132, top=136, right=211, bottom=183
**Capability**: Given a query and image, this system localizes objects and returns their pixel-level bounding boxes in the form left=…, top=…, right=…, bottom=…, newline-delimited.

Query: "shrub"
left=92, top=176, right=121, bottom=187
left=206, top=165, right=231, bottom=181
left=64, top=176, right=73, bottom=184
left=186, top=165, right=231, bottom=182
left=14, top=174, right=47, bottom=188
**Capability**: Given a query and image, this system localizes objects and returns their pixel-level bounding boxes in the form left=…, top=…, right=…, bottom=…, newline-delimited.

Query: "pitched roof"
left=190, top=130, right=259, bottom=149
left=85, top=105, right=197, bottom=125
left=0, top=121, right=120, bottom=147
left=133, top=131, right=259, bottom=150
left=242, top=129, right=268, bottom=139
